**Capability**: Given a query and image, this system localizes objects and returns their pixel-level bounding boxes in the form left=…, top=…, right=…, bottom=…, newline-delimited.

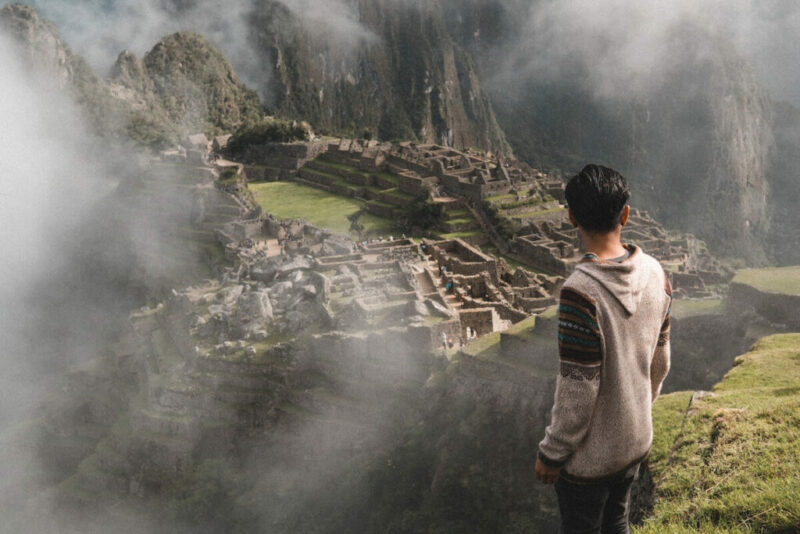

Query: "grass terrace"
left=670, top=299, right=725, bottom=319
left=249, top=181, right=393, bottom=236
left=439, top=229, right=485, bottom=240
left=315, top=159, right=401, bottom=187
left=485, top=193, right=516, bottom=205
left=503, top=206, right=566, bottom=219
left=732, top=266, right=800, bottom=295
left=636, top=334, right=800, bottom=533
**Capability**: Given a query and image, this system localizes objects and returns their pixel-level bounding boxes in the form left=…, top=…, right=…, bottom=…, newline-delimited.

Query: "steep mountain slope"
left=766, top=100, right=800, bottom=265
left=111, top=32, right=264, bottom=141
left=247, top=0, right=510, bottom=154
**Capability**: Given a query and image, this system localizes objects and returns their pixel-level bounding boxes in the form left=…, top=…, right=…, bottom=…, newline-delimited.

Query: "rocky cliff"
left=247, top=0, right=510, bottom=155
left=111, top=32, right=264, bottom=143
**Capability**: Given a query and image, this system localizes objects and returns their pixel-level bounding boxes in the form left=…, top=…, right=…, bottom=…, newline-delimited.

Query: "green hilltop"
left=637, top=334, right=800, bottom=533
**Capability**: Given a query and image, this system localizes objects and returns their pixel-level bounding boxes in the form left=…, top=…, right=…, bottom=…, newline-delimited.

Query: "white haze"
left=0, top=27, right=117, bottom=532
left=29, top=0, right=270, bottom=94
left=0, top=17, right=200, bottom=532
left=496, top=0, right=800, bottom=104
left=0, top=30, right=112, bottom=426
left=28, top=0, right=375, bottom=102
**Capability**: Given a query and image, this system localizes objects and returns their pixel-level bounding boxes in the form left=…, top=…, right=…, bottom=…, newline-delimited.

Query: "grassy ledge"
left=636, top=334, right=800, bottom=533
left=732, top=266, right=800, bottom=295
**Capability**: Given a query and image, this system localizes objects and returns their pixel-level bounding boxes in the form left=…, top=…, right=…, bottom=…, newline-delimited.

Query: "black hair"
left=564, top=164, right=630, bottom=233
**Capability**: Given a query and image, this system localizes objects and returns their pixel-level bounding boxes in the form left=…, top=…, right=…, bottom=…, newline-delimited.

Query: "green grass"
left=301, top=168, right=361, bottom=192
left=485, top=193, right=516, bottom=203
left=381, top=187, right=414, bottom=200
left=445, top=208, right=469, bottom=218
left=636, top=334, right=800, bottom=533
left=316, top=160, right=401, bottom=185
left=372, top=171, right=400, bottom=184
left=461, top=331, right=503, bottom=358
left=249, top=181, right=393, bottom=235
left=670, top=299, right=725, bottom=319
left=440, top=229, right=486, bottom=240
left=500, top=206, right=566, bottom=218
left=732, top=266, right=800, bottom=295
left=501, top=315, right=537, bottom=337
left=316, top=160, right=368, bottom=175
left=446, top=217, right=477, bottom=225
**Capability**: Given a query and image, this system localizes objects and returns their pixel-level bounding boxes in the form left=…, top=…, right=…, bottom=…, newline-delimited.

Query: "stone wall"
left=458, top=308, right=500, bottom=337
left=513, top=237, right=571, bottom=276
left=729, top=282, right=800, bottom=329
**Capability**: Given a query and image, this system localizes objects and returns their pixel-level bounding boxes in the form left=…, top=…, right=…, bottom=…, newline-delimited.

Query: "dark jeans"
left=554, top=472, right=636, bottom=534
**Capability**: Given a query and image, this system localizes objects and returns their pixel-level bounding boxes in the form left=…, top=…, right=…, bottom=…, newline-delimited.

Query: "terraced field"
left=485, top=191, right=565, bottom=225
left=264, top=154, right=490, bottom=243
left=249, top=181, right=393, bottom=236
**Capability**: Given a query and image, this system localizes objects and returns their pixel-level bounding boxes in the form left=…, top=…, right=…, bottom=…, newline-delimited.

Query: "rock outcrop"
left=112, top=32, right=264, bottom=140
left=249, top=0, right=510, bottom=156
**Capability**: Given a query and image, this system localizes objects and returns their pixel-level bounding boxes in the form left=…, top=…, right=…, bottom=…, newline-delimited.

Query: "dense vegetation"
left=225, top=118, right=311, bottom=157
left=395, top=196, right=447, bottom=235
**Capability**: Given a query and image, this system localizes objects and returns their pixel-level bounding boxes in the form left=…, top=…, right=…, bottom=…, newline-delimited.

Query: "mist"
left=0, top=24, right=119, bottom=532
left=29, top=0, right=270, bottom=95
left=0, top=29, right=111, bottom=425
left=0, top=14, right=207, bottom=531
left=486, top=0, right=800, bottom=106
left=24, top=0, right=800, bottom=108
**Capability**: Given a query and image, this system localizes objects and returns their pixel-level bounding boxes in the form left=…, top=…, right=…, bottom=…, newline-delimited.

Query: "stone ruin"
left=156, top=131, right=730, bottom=301
left=318, top=139, right=563, bottom=205
left=510, top=208, right=731, bottom=298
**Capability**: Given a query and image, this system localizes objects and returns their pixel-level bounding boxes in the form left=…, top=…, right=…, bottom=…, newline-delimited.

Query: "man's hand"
left=535, top=458, right=561, bottom=484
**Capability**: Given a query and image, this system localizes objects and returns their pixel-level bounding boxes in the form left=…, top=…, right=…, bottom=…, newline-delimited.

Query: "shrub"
left=396, top=198, right=446, bottom=234
left=225, top=118, right=310, bottom=157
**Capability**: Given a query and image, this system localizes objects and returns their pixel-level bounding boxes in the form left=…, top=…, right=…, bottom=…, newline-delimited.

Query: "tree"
left=348, top=209, right=366, bottom=239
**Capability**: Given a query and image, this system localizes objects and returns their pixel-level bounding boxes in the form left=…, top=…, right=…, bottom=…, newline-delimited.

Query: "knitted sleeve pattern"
left=538, top=287, right=603, bottom=467
left=651, top=274, right=672, bottom=401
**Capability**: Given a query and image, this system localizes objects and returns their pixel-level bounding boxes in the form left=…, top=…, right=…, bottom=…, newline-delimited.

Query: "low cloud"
left=30, top=0, right=269, bottom=93
left=492, top=0, right=800, bottom=105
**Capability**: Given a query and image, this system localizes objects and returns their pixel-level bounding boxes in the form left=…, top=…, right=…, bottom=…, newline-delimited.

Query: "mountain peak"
left=0, top=3, right=75, bottom=87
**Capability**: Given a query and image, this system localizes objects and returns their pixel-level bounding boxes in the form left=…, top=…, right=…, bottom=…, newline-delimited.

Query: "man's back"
left=534, top=163, right=671, bottom=533
left=538, top=246, right=671, bottom=481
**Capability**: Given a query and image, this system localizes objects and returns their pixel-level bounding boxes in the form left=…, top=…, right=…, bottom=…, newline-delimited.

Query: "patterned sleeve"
left=538, top=287, right=603, bottom=467
left=651, top=274, right=672, bottom=401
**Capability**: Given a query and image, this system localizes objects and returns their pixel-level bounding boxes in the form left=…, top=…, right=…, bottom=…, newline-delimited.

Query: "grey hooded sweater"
left=538, top=245, right=671, bottom=482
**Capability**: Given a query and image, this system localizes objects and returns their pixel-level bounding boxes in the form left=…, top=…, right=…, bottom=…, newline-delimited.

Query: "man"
left=535, top=164, right=671, bottom=533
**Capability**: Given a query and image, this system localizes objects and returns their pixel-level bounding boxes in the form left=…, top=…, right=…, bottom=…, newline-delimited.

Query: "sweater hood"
left=574, top=245, right=647, bottom=316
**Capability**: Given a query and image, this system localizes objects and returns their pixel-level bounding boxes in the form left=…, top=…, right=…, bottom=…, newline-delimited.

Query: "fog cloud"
left=30, top=0, right=269, bottom=92
left=0, top=28, right=111, bottom=426
left=28, top=0, right=377, bottom=102
left=494, top=0, right=800, bottom=105
left=0, top=26, right=114, bottom=530
left=0, top=17, right=203, bottom=531
left=277, top=0, right=377, bottom=51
